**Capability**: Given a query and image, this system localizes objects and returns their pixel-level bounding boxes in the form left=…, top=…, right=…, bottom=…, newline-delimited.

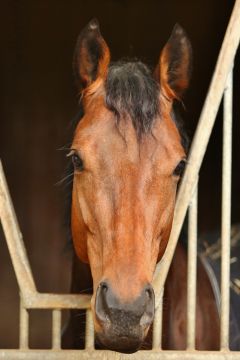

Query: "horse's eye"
left=173, top=160, right=186, bottom=177
left=72, top=153, right=84, bottom=171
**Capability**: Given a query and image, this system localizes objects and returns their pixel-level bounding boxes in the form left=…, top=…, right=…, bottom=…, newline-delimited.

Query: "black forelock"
left=105, top=61, right=160, bottom=138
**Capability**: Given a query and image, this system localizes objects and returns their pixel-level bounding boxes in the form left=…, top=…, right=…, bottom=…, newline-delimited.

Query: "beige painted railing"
left=1, top=0, right=240, bottom=358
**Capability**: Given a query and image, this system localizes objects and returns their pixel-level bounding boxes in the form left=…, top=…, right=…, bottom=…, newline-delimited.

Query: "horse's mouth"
left=95, top=332, right=143, bottom=353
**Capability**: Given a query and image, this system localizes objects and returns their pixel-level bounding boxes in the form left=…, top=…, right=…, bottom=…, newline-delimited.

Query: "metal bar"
left=0, top=161, right=92, bottom=311
left=220, top=69, right=233, bottom=350
left=187, top=186, right=198, bottom=350
left=153, top=0, right=240, bottom=304
left=152, top=289, right=164, bottom=349
left=19, top=297, right=29, bottom=350
left=0, top=161, right=36, bottom=295
left=85, top=309, right=94, bottom=349
left=23, top=292, right=91, bottom=310
left=52, top=310, right=62, bottom=350
left=0, top=350, right=240, bottom=360
left=0, top=160, right=91, bottom=311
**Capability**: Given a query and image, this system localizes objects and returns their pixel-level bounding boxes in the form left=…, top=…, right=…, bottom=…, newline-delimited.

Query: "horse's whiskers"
left=57, top=144, right=72, bottom=152
left=55, top=173, right=74, bottom=186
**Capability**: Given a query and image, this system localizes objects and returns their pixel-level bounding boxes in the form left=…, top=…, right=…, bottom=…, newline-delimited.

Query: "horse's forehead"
left=73, top=100, right=184, bottom=166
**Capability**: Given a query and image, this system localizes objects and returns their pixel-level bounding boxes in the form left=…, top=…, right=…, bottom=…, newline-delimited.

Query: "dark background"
left=0, top=0, right=239, bottom=348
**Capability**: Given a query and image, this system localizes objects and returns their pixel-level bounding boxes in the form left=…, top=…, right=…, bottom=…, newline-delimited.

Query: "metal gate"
left=1, top=0, right=240, bottom=358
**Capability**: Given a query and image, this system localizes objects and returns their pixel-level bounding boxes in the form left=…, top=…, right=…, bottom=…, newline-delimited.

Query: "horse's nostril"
left=145, top=285, right=154, bottom=301
left=101, top=283, right=108, bottom=293
left=95, top=281, right=155, bottom=329
left=95, top=281, right=111, bottom=323
left=140, top=284, right=155, bottom=326
left=145, top=288, right=152, bottom=299
left=100, top=282, right=108, bottom=292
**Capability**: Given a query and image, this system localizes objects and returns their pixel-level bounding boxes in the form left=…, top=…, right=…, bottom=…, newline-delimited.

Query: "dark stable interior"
left=0, top=0, right=239, bottom=348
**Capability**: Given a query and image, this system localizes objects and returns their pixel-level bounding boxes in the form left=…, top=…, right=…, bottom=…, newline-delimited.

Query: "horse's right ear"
left=73, top=19, right=110, bottom=90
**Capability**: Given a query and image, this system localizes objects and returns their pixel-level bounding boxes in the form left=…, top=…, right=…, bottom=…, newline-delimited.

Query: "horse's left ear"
left=156, top=24, right=192, bottom=100
left=73, top=19, right=110, bottom=90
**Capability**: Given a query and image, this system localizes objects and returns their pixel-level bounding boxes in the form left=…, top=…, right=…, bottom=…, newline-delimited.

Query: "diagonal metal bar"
left=0, top=160, right=36, bottom=294
left=0, top=159, right=91, bottom=310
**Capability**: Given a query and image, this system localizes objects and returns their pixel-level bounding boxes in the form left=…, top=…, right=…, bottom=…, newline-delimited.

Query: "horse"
left=62, top=19, right=220, bottom=353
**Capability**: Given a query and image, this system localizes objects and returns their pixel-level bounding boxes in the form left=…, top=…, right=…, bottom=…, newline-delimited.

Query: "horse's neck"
left=162, top=242, right=220, bottom=350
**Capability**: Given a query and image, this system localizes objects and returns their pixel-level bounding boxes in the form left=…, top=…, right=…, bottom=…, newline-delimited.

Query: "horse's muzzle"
left=95, top=281, right=155, bottom=353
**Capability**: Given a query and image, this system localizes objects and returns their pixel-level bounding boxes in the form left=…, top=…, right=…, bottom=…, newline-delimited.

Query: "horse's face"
left=70, top=20, right=192, bottom=353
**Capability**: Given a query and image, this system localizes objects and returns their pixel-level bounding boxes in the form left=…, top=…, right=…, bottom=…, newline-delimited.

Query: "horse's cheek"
left=156, top=215, right=174, bottom=262
left=71, top=190, right=89, bottom=263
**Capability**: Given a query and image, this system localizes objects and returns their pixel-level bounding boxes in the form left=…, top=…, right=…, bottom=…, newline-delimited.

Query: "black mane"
left=105, top=61, right=160, bottom=137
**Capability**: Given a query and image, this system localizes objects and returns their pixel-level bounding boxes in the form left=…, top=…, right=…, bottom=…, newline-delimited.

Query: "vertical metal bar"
left=187, top=185, right=198, bottom=350
left=152, top=289, right=164, bottom=349
left=52, top=310, right=61, bottom=350
left=19, top=296, right=29, bottom=349
left=85, top=309, right=94, bottom=349
left=220, top=69, right=233, bottom=350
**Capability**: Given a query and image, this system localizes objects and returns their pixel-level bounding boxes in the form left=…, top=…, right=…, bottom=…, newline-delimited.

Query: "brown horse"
left=62, top=19, right=219, bottom=353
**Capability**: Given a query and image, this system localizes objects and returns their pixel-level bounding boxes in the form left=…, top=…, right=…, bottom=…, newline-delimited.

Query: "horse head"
left=70, top=19, right=192, bottom=353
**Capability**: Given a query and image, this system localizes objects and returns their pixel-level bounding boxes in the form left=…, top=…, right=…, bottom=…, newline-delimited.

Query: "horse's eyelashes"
left=173, top=159, right=186, bottom=177
left=72, top=153, right=84, bottom=171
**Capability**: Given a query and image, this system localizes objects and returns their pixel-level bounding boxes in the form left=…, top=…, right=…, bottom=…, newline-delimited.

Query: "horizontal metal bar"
left=22, top=292, right=91, bottom=309
left=0, top=350, right=240, bottom=360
